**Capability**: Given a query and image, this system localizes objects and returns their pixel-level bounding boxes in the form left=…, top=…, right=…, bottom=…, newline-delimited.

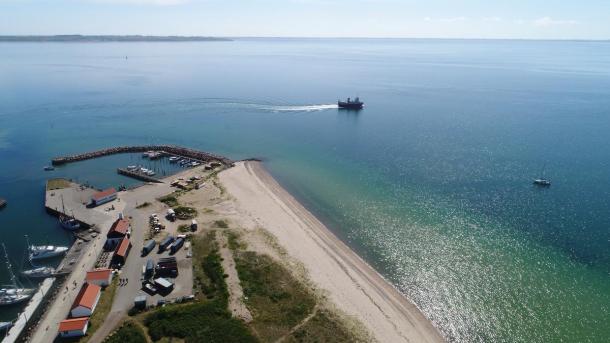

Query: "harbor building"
left=58, top=317, right=89, bottom=338
left=111, top=237, right=132, bottom=268
left=70, top=283, right=102, bottom=318
left=86, top=269, right=113, bottom=287
left=89, top=188, right=117, bottom=207
left=105, top=217, right=131, bottom=250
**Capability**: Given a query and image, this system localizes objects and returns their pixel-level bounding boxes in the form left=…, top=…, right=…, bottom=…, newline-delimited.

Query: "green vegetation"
left=144, top=302, right=256, bottom=343
left=226, top=231, right=246, bottom=251
left=213, top=219, right=229, bottom=229
left=287, top=308, right=369, bottom=343
left=177, top=224, right=191, bottom=233
left=174, top=206, right=197, bottom=220
left=158, top=194, right=179, bottom=207
left=136, top=202, right=151, bottom=209
left=235, top=251, right=316, bottom=341
left=104, top=320, right=148, bottom=343
left=191, top=231, right=226, bottom=301
left=46, top=178, right=70, bottom=190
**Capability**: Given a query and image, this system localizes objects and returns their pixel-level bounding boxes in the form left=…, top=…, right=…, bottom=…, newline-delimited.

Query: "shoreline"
left=221, top=161, right=443, bottom=342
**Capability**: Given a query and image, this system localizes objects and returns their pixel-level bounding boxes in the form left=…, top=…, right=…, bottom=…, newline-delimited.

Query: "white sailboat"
left=0, top=243, right=34, bottom=306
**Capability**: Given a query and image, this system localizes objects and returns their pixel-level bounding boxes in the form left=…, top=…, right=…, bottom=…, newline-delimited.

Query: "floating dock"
left=51, top=145, right=233, bottom=167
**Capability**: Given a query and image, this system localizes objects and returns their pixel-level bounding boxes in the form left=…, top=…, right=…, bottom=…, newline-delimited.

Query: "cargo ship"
left=338, top=97, right=364, bottom=109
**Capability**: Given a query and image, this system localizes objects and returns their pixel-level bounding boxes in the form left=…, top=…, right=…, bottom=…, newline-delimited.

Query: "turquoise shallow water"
left=0, top=39, right=609, bottom=341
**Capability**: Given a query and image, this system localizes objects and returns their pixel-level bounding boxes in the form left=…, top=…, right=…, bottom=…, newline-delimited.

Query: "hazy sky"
left=1, top=0, right=609, bottom=39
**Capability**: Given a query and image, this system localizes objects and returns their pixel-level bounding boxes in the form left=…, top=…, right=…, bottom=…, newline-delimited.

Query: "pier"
left=51, top=145, right=232, bottom=166
left=3, top=278, right=55, bottom=343
left=117, top=168, right=164, bottom=183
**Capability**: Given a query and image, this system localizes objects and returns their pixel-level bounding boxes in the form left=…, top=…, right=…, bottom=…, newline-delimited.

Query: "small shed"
left=85, top=269, right=113, bottom=287
left=58, top=317, right=89, bottom=338
left=154, top=277, right=174, bottom=292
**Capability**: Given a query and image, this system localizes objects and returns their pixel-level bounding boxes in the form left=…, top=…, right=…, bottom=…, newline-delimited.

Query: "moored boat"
left=1, top=243, right=35, bottom=306
left=22, top=266, right=55, bottom=278
left=26, top=236, right=68, bottom=260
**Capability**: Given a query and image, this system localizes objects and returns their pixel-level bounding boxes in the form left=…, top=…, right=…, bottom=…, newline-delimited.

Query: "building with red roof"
left=89, top=188, right=117, bottom=207
left=111, top=237, right=132, bottom=268
left=58, top=317, right=89, bottom=338
left=86, top=268, right=113, bottom=287
left=70, top=283, right=101, bottom=318
left=105, top=218, right=131, bottom=250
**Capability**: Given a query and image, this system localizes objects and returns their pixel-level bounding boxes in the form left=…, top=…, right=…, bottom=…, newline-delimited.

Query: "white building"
left=70, top=283, right=101, bottom=318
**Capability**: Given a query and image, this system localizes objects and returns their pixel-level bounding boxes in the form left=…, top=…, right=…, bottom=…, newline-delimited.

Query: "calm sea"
left=0, top=38, right=609, bottom=341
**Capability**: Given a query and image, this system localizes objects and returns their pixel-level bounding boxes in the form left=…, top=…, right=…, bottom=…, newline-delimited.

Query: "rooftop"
left=72, top=283, right=101, bottom=311
left=58, top=317, right=89, bottom=332
left=108, top=218, right=130, bottom=236
left=92, top=188, right=117, bottom=201
left=86, top=269, right=112, bottom=281
left=115, top=237, right=131, bottom=257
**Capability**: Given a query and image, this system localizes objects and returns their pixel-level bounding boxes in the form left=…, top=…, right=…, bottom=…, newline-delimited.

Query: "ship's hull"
left=29, top=246, right=68, bottom=260
left=338, top=101, right=364, bottom=109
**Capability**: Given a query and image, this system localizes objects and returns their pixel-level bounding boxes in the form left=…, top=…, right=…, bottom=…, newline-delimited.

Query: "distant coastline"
left=0, top=35, right=231, bottom=42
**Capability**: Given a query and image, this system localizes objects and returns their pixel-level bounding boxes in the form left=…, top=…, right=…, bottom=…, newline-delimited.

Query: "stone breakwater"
left=51, top=145, right=233, bottom=166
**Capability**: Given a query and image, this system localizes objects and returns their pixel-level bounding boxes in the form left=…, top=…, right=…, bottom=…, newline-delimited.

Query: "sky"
left=1, top=0, right=609, bottom=39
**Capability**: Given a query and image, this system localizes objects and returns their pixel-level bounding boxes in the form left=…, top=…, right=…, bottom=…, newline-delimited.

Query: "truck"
left=141, top=239, right=156, bottom=256
left=159, top=236, right=175, bottom=252
left=170, top=237, right=185, bottom=254
left=166, top=208, right=176, bottom=221
left=144, top=259, right=155, bottom=279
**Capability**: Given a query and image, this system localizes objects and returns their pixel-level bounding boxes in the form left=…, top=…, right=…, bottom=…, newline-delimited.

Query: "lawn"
left=46, top=178, right=70, bottom=190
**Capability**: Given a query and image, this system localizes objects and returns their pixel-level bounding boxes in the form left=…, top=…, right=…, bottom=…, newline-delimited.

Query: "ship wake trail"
left=261, top=104, right=339, bottom=112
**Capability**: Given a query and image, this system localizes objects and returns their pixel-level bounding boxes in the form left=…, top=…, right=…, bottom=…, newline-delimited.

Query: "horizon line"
left=0, top=34, right=608, bottom=42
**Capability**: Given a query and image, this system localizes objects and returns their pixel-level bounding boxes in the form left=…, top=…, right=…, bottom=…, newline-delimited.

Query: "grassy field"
left=46, top=178, right=71, bottom=190
left=235, top=251, right=316, bottom=341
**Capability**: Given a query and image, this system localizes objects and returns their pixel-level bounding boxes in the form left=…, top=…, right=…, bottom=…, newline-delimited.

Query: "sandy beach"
left=221, top=161, right=443, bottom=343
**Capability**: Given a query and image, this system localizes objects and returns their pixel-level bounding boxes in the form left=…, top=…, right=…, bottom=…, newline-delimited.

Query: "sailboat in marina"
left=58, top=195, right=80, bottom=231
left=21, top=242, right=55, bottom=278
left=0, top=244, right=35, bottom=306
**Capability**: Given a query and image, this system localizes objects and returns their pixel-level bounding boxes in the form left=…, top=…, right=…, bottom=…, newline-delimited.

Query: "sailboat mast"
left=2, top=243, right=18, bottom=289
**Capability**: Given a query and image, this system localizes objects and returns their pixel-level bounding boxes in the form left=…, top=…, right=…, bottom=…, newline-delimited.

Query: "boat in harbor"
left=25, top=236, right=68, bottom=261
left=0, top=321, right=12, bottom=332
left=1, top=244, right=35, bottom=306
left=43, top=166, right=55, bottom=171
left=169, top=156, right=179, bottom=163
left=0, top=198, right=6, bottom=210
left=22, top=266, right=55, bottom=278
left=338, top=97, right=364, bottom=109
left=59, top=196, right=80, bottom=231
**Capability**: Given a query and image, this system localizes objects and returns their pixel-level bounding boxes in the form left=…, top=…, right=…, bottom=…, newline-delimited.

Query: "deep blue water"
left=0, top=39, right=609, bottom=341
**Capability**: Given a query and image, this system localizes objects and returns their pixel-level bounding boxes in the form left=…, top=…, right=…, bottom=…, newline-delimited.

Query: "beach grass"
left=234, top=251, right=316, bottom=341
